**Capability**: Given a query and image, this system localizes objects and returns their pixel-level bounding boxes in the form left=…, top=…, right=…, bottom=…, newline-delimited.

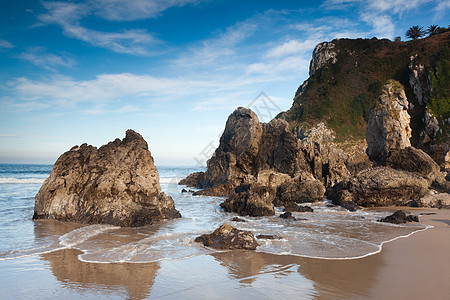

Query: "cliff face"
left=280, top=31, right=450, bottom=168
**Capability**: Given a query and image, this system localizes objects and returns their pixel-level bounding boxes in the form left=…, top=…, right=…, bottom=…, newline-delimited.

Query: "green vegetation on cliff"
left=281, top=31, right=450, bottom=145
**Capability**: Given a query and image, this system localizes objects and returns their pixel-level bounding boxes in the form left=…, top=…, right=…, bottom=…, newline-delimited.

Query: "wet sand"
left=1, top=208, right=449, bottom=299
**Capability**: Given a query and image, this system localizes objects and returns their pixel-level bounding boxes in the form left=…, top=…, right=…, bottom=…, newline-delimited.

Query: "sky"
left=0, top=0, right=448, bottom=166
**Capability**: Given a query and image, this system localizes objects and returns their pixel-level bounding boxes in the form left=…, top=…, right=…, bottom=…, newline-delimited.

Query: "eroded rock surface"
left=33, top=130, right=181, bottom=227
left=195, top=224, right=258, bottom=250
left=366, top=81, right=412, bottom=162
left=220, top=185, right=275, bottom=217
left=328, top=167, right=429, bottom=208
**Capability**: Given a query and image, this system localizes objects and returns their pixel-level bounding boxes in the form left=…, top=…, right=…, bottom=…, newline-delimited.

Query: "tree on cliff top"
left=406, top=26, right=425, bottom=40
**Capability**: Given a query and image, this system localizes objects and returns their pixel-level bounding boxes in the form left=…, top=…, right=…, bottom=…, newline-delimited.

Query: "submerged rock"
left=256, top=234, right=282, bottom=240
left=33, top=130, right=181, bottom=227
left=379, top=210, right=419, bottom=224
left=194, top=224, right=258, bottom=250
left=283, top=203, right=314, bottom=212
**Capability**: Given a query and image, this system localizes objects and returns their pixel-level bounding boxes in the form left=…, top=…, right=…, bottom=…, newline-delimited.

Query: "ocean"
left=0, top=164, right=430, bottom=299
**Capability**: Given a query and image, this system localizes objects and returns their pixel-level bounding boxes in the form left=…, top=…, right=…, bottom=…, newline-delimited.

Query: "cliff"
left=280, top=31, right=450, bottom=168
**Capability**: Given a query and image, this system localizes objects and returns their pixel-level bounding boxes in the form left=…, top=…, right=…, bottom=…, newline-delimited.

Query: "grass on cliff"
left=281, top=31, right=450, bottom=145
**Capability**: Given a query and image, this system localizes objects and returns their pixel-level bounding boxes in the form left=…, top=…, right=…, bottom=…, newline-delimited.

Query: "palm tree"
left=405, top=26, right=425, bottom=40
left=426, top=24, right=440, bottom=36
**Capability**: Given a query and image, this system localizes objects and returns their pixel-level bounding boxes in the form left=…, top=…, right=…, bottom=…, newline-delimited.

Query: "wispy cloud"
left=18, top=47, right=76, bottom=71
left=38, top=1, right=159, bottom=55
left=0, top=39, right=14, bottom=50
left=91, top=0, right=202, bottom=21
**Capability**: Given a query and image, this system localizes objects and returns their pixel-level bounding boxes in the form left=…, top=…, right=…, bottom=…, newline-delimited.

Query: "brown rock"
left=366, top=81, right=412, bottom=162
left=276, top=177, right=325, bottom=204
left=220, top=185, right=275, bottom=217
left=386, top=147, right=440, bottom=181
left=419, top=193, right=450, bottom=209
left=33, top=130, right=181, bottom=227
left=328, top=167, right=429, bottom=207
left=195, top=224, right=258, bottom=250
left=192, top=183, right=235, bottom=197
left=178, top=172, right=205, bottom=187
left=379, top=210, right=419, bottom=224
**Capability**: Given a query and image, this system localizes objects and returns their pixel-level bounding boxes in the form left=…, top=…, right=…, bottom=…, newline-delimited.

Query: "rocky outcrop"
left=33, top=130, right=181, bottom=227
left=179, top=172, right=204, bottom=187
left=309, top=41, right=337, bottom=76
left=386, top=147, right=440, bottom=181
left=366, top=81, right=412, bottom=162
left=195, top=224, right=258, bottom=250
left=193, top=183, right=235, bottom=197
left=409, top=61, right=430, bottom=106
left=276, top=176, right=325, bottom=204
left=419, top=193, right=450, bottom=208
left=379, top=210, right=419, bottom=224
left=220, top=185, right=275, bottom=217
left=328, top=167, right=429, bottom=208
left=181, top=107, right=310, bottom=194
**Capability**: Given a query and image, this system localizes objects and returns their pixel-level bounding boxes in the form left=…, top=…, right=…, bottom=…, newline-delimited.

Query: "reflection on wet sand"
left=42, top=249, right=160, bottom=300
left=212, top=250, right=383, bottom=299
left=298, top=255, right=382, bottom=299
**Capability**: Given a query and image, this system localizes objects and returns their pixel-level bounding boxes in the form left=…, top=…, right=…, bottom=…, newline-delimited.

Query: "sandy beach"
left=2, top=207, right=446, bottom=299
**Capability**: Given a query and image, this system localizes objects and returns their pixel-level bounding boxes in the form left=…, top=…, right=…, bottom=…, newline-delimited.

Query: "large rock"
left=386, top=147, right=440, bottom=181
left=182, top=107, right=310, bottom=195
left=328, top=167, right=429, bottom=208
left=220, top=185, right=275, bottom=217
left=276, top=176, right=325, bottom=204
left=33, top=130, right=181, bottom=227
left=366, top=81, right=412, bottom=162
left=195, top=224, right=258, bottom=250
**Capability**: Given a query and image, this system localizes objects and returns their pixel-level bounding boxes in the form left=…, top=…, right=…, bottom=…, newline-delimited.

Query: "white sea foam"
left=59, top=224, right=119, bottom=248
left=0, top=177, right=45, bottom=184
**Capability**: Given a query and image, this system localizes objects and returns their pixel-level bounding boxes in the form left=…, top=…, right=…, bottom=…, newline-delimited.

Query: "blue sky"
left=0, top=0, right=448, bottom=165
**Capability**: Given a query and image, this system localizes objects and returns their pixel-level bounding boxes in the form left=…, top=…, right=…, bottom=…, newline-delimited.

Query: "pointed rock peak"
left=123, top=129, right=148, bottom=150
left=233, top=107, right=259, bottom=121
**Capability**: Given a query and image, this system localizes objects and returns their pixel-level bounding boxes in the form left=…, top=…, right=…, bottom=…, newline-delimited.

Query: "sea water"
left=0, top=164, right=430, bottom=298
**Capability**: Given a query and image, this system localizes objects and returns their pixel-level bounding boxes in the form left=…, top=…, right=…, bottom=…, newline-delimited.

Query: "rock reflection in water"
left=41, top=249, right=159, bottom=300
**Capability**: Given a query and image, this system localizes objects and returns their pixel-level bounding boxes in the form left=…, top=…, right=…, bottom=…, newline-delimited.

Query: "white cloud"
left=322, top=0, right=362, bottom=10
left=0, top=39, right=14, bottom=50
left=361, top=12, right=395, bottom=38
left=366, top=0, right=432, bottom=14
left=38, top=1, right=158, bottom=55
left=265, top=40, right=318, bottom=58
left=18, top=47, right=76, bottom=70
left=90, top=0, right=201, bottom=21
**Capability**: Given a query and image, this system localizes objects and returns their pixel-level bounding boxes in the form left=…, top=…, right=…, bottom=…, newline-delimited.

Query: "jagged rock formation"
left=180, top=107, right=317, bottom=190
left=195, top=224, right=258, bottom=250
left=282, top=32, right=450, bottom=169
left=33, top=130, right=181, bottom=227
left=366, top=81, right=412, bottom=162
left=309, top=41, right=337, bottom=76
